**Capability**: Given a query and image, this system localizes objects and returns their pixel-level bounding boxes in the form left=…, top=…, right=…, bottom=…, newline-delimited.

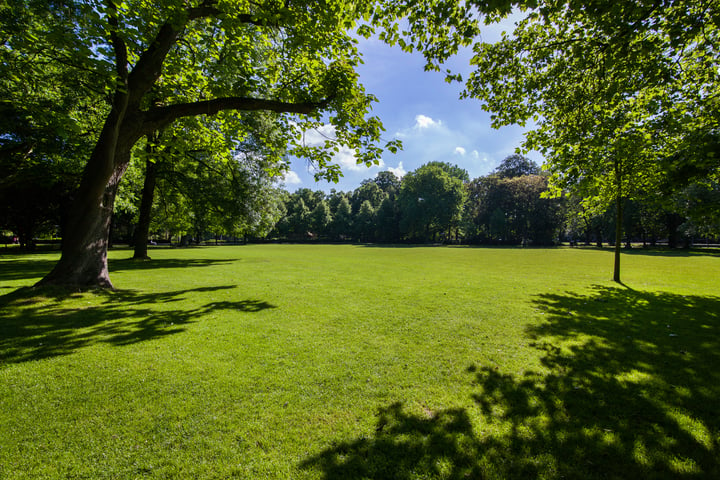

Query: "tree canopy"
left=0, top=0, right=481, bottom=287
left=398, top=163, right=466, bottom=241
left=465, top=0, right=720, bottom=281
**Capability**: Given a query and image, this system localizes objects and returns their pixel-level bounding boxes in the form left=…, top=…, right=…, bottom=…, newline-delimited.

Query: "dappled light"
left=303, top=286, right=720, bottom=479
left=301, top=402, right=482, bottom=479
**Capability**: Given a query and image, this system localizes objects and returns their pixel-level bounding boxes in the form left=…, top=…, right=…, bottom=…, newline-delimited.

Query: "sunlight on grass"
left=1, top=245, right=719, bottom=479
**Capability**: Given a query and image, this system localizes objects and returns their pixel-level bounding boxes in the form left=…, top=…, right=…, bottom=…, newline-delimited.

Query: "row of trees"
left=271, top=157, right=560, bottom=244
left=4, top=147, right=716, bottom=254
left=270, top=155, right=719, bottom=247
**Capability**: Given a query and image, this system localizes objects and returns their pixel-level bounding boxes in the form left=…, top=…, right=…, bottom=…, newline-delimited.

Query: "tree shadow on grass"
left=302, top=286, right=720, bottom=479
left=0, top=285, right=276, bottom=366
left=301, top=402, right=483, bottom=479
left=620, top=248, right=720, bottom=258
left=0, top=257, right=239, bottom=282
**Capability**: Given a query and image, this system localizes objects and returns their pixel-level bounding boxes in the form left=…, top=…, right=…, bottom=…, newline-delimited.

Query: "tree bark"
left=133, top=137, right=159, bottom=260
left=37, top=157, right=129, bottom=288
left=613, top=193, right=623, bottom=282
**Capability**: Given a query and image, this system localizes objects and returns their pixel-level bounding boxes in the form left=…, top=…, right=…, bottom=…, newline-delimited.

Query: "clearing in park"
left=1, top=244, right=719, bottom=479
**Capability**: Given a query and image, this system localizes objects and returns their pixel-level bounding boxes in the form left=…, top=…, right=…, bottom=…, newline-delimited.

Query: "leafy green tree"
left=398, top=164, right=465, bottom=242
left=329, top=196, right=353, bottom=241
left=370, top=171, right=402, bottom=199
left=0, top=57, right=97, bottom=248
left=493, top=154, right=540, bottom=178
left=354, top=200, right=376, bottom=242
left=375, top=196, right=401, bottom=243
left=292, top=188, right=324, bottom=214
left=351, top=182, right=386, bottom=214
left=129, top=112, right=288, bottom=257
left=288, top=197, right=311, bottom=240
left=510, top=175, right=563, bottom=245
left=465, top=0, right=719, bottom=281
left=310, top=200, right=333, bottom=238
left=4, top=0, right=478, bottom=287
left=562, top=193, right=611, bottom=247
left=130, top=132, right=162, bottom=258
left=465, top=173, right=562, bottom=245
left=327, top=190, right=350, bottom=215
left=424, top=161, right=470, bottom=182
left=674, top=178, right=720, bottom=245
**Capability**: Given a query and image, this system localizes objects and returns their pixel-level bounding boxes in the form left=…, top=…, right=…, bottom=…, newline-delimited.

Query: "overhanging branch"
left=127, top=3, right=271, bottom=105
left=141, top=96, right=332, bottom=133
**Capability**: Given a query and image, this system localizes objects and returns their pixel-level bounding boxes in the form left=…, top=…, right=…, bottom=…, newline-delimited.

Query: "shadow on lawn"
left=620, top=247, right=720, bottom=258
left=0, top=257, right=238, bottom=282
left=302, top=286, right=720, bottom=479
left=0, top=285, right=276, bottom=365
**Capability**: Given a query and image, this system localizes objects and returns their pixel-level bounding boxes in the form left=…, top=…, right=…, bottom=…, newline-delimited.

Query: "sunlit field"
left=1, top=245, right=718, bottom=479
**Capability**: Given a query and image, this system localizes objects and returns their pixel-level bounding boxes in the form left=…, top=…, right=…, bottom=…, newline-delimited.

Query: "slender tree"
left=465, top=0, right=718, bottom=281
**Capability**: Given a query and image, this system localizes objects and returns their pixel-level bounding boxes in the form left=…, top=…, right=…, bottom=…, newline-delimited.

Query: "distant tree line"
left=267, top=155, right=720, bottom=247
left=3, top=150, right=717, bottom=249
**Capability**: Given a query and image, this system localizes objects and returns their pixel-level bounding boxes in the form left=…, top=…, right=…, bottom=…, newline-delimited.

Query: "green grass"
left=1, top=245, right=719, bottom=479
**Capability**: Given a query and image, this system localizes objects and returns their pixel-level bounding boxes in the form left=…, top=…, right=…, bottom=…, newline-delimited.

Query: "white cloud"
left=414, top=114, right=441, bottom=129
left=281, top=170, right=302, bottom=185
left=471, top=150, right=491, bottom=162
left=387, top=161, right=407, bottom=178
left=396, top=114, right=445, bottom=138
left=333, top=146, right=385, bottom=172
left=297, top=123, right=385, bottom=173
left=454, top=146, right=466, bottom=156
left=301, top=124, right=336, bottom=147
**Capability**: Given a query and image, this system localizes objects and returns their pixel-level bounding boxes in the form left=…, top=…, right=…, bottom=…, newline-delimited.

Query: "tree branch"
left=127, top=3, right=268, bottom=106
left=141, top=96, right=332, bottom=133
left=106, top=0, right=128, bottom=81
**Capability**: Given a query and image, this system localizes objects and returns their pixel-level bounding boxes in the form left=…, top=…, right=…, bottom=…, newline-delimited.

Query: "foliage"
left=492, top=154, right=540, bottom=178
left=398, top=163, right=466, bottom=241
left=465, top=173, right=562, bottom=245
left=374, top=195, right=401, bottom=242
left=309, top=200, right=333, bottom=238
left=465, top=0, right=720, bottom=279
left=423, top=161, right=470, bottom=181
left=329, top=195, right=353, bottom=240
left=0, top=48, right=99, bottom=248
left=354, top=200, right=376, bottom=242
left=367, top=170, right=402, bottom=199
left=2, top=0, right=487, bottom=286
left=351, top=181, right=386, bottom=214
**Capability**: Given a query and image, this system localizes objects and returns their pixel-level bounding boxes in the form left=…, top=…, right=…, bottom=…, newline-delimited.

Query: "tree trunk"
left=37, top=123, right=134, bottom=288
left=133, top=136, right=159, bottom=260
left=38, top=163, right=127, bottom=288
left=666, top=213, right=682, bottom=248
left=613, top=162, right=623, bottom=283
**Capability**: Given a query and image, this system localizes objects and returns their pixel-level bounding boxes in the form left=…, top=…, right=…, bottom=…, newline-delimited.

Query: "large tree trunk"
left=38, top=163, right=127, bottom=288
left=37, top=117, right=134, bottom=288
left=133, top=136, right=159, bottom=260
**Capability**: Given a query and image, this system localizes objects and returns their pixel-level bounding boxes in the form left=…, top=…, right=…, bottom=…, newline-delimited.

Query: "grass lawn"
left=1, top=245, right=719, bottom=479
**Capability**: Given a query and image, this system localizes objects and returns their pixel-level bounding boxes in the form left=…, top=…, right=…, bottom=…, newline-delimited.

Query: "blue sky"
left=282, top=16, right=541, bottom=192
